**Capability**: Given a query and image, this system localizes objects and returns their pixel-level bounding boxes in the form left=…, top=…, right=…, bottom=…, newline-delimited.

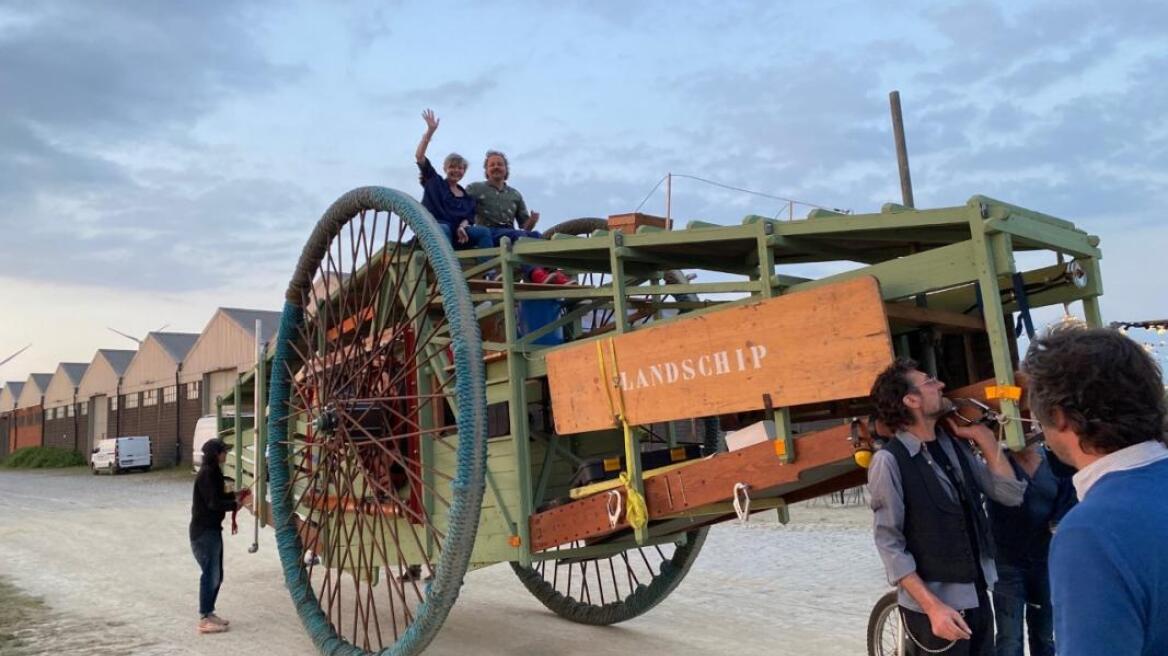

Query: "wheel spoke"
left=269, top=192, right=486, bottom=654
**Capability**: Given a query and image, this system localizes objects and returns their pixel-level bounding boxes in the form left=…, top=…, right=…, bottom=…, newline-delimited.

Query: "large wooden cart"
left=220, top=187, right=1103, bottom=655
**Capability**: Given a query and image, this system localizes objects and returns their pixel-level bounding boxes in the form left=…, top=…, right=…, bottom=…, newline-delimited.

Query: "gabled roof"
left=77, top=349, right=137, bottom=399
left=58, top=362, right=89, bottom=386
left=102, top=349, right=136, bottom=376
left=151, top=332, right=199, bottom=362
left=178, top=308, right=281, bottom=382
left=0, top=382, right=24, bottom=410
left=27, top=373, right=52, bottom=392
left=121, top=332, right=199, bottom=394
left=221, top=308, right=283, bottom=344
left=44, top=362, right=91, bottom=407
left=16, top=373, right=53, bottom=408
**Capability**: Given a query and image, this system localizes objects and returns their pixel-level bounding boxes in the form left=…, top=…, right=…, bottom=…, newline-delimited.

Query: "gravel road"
left=0, top=468, right=887, bottom=655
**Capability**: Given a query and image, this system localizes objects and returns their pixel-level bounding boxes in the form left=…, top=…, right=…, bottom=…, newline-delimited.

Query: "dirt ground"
left=0, top=468, right=888, bottom=655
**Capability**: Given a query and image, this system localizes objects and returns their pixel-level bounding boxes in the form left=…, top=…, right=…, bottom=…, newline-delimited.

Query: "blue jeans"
left=191, top=529, right=224, bottom=617
left=486, top=227, right=541, bottom=244
left=486, top=227, right=542, bottom=278
left=437, top=223, right=493, bottom=251
left=992, top=562, right=1054, bottom=656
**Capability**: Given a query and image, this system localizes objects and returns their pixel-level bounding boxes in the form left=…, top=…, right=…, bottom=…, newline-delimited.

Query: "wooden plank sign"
left=546, top=276, right=894, bottom=434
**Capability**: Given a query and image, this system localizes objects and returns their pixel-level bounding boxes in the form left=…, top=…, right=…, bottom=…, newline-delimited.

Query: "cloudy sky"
left=2, top=0, right=1166, bottom=381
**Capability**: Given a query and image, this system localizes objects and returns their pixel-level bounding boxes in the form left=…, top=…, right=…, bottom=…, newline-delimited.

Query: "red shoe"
left=528, top=267, right=551, bottom=284
left=545, top=270, right=571, bottom=285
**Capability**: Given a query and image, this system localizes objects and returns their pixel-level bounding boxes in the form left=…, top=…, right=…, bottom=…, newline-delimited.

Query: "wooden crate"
left=607, top=212, right=670, bottom=234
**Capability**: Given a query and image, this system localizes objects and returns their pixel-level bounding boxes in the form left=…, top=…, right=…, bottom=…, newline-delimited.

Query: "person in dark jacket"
left=987, top=442, right=1076, bottom=656
left=191, top=438, right=249, bottom=634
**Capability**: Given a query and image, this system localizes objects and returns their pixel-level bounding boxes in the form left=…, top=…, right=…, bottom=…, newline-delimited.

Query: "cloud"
left=375, top=76, right=499, bottom=112
left=0, top=0, right=303, bottom=291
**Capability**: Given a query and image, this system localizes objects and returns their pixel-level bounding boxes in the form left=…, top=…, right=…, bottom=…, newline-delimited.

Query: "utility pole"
left=889, top=90, right=915, bottom=208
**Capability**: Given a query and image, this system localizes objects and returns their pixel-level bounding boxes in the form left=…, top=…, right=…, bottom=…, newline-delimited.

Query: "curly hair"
left=483, top=149, right=509, bottom=180
left=1024, top=327, right=1167, bottom=455
left=870, top=357, right=919, bottom=432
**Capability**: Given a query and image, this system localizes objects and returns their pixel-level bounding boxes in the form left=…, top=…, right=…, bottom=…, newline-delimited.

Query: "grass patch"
left=1, top=446, right=86, bottom=469
left=0, top=576, right=48, bottom=651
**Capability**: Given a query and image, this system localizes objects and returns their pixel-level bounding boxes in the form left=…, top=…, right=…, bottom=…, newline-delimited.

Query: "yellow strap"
left=594, top=339, right=648, bottom=531
left=985, top=384, right=1023, bottom=401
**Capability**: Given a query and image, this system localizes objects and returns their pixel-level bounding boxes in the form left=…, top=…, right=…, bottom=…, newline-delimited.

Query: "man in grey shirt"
left=868, top=358, right=1026, bottom=655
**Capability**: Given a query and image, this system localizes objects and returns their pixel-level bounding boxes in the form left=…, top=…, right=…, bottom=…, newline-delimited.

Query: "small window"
left=143, top=390, right=158, bottom=407
left=125, top=394, right=138, bottom=409
left=67, top=404, right=75, bottom=417
left=80, top=403, right=87, bottom=416
left=163, top=386, right=177, bottom=403
left=49, top=408, right=58, bottom=420
left=111, top=396, right=119, bottom=411
left=187, top=381, right=200, bottom=400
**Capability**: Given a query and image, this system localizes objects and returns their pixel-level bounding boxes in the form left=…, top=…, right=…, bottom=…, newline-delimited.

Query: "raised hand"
left=422, top=108, right=440, bottom=133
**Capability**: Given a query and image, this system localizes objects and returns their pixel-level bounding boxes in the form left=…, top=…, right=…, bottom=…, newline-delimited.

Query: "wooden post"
left=665, top=173, right=672, bottom=230
left=501, top=239, right=534, bottom=564
left=889, top=90, right=914, bottom=208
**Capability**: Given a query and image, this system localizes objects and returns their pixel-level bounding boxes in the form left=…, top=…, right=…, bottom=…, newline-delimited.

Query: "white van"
left=192, top=416, right=220, bottom=471
left=91, top=436, right=152, bottom=475
left=192, top=414, right=253, bottom=471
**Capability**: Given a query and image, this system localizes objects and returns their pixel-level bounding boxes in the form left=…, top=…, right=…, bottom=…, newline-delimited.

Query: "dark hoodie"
left=190, top=459, right=238, bottom=541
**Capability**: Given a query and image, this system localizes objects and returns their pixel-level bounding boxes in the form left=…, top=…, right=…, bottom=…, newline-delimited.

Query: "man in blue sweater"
left=1024, top=327, right=1168, bottom=655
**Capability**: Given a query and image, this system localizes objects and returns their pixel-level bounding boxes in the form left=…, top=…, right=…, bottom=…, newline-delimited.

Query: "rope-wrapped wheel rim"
left=267, top=186, right=487, bottom=655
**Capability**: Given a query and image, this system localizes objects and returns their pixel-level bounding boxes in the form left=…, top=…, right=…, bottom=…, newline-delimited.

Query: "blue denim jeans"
left=992, top=562, right=1054, bottom=656
left=486, top=227, right=542, bottom=278
left=191, top=529, right=224, bottom=617
left=437, top=223, right=493, bottom=251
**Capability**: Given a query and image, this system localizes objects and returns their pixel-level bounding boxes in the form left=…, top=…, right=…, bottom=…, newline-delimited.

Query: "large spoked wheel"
left=867, top=590, right=904, bottom=656
left=267, top=186, right=488, bottom=655
left=510, top=417, right=721, bottom=625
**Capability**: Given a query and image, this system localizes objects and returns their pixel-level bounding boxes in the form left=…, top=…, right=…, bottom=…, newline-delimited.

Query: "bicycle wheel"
left=867, top=590, right=904, bottom=656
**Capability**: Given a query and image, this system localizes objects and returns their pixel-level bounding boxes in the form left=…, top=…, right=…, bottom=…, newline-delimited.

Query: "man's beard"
left=924, top=397, right=955, bottom=420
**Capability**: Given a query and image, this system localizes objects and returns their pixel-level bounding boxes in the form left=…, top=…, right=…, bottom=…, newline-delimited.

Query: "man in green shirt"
left=466, top=150, right=540, bottom=232
left=467, top=150, right=568, bottom=284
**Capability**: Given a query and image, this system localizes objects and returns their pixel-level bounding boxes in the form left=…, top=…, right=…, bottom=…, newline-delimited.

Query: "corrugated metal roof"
left=59, top=362, right=89, bottom=386
left=150, top=332, right=199, bottom=362
left=221, top=308, right=283, bottom=343
left=100, top=349, right=137, bottom=376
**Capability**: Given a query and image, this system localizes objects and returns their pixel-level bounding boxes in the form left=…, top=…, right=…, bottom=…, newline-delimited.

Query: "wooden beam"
left=883, top=302, right=986, bottom=333
left=529, top=423, right=859, bottom=551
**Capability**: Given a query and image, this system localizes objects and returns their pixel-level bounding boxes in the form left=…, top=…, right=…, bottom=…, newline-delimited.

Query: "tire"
left=540, top=217, right=608, bottom=240
left=510, top=416, right=721, bottom=625
left=267, top=186, right=488, bottom=655
left=867, top=590, right=902, bottom=656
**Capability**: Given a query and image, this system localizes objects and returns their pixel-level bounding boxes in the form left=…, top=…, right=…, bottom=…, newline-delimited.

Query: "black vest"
left=886, top=433, right=991, bottom=584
